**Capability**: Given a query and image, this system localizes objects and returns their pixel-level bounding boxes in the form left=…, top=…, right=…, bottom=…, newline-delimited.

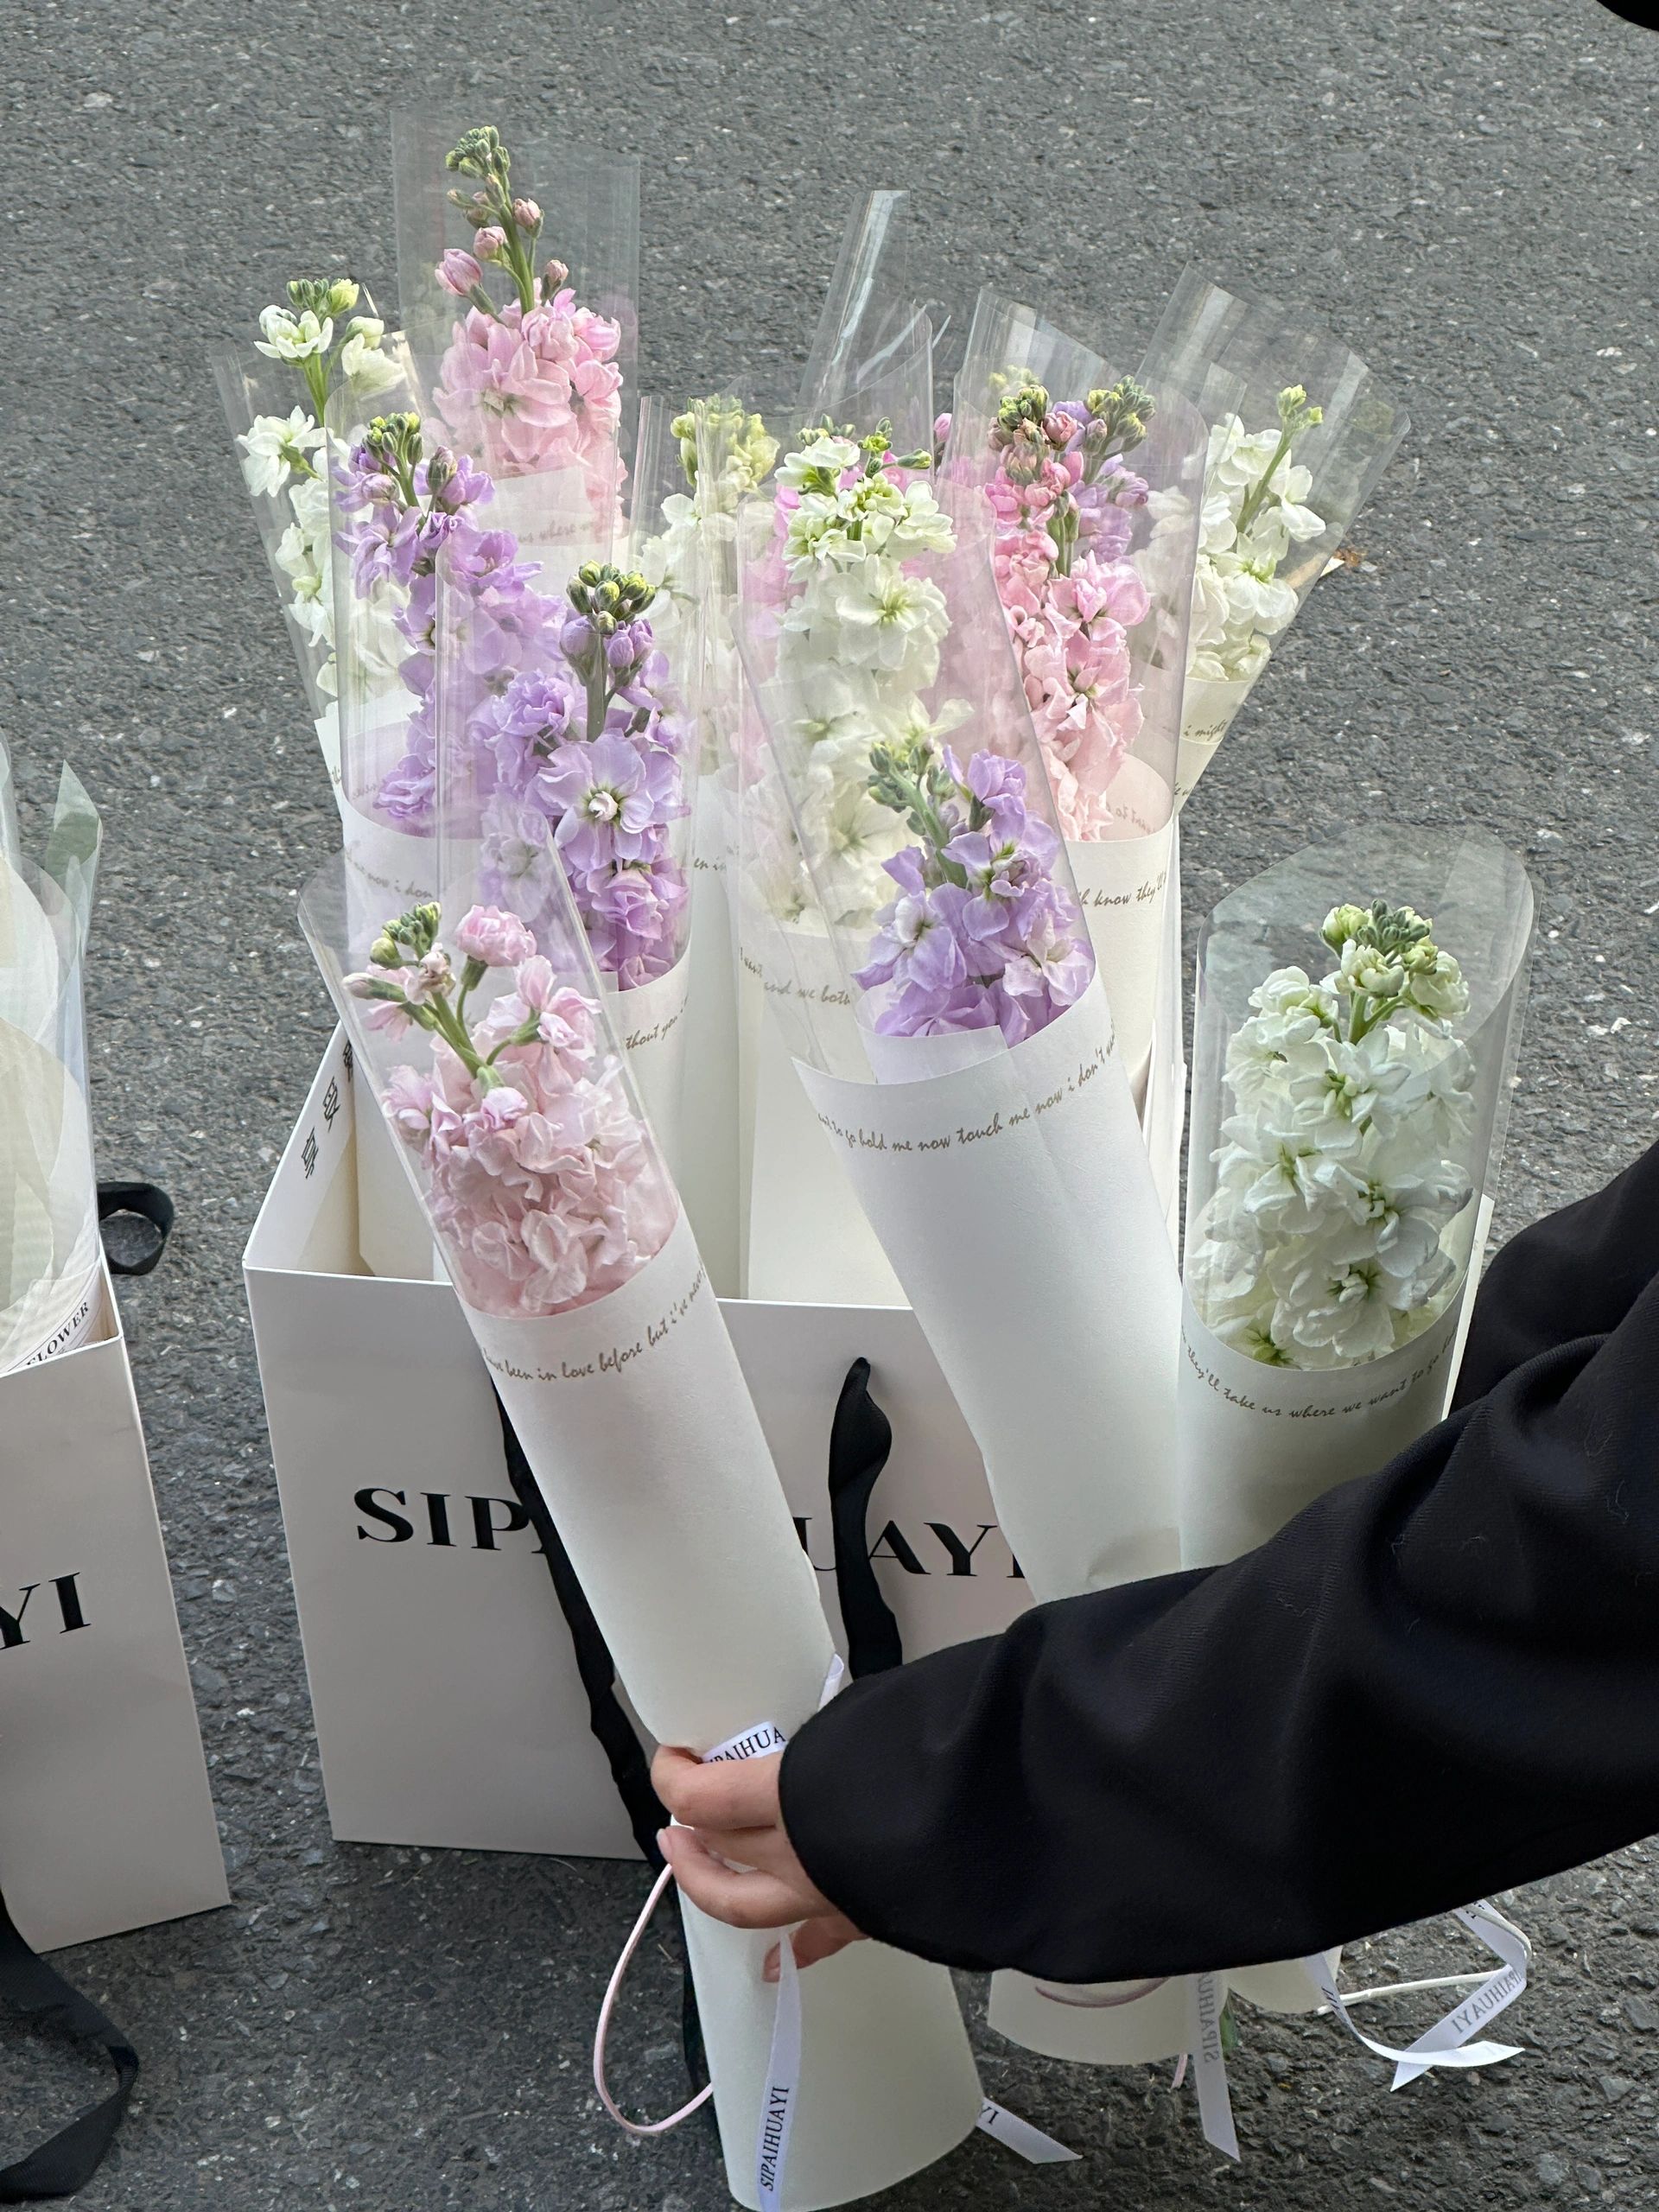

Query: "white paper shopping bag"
left=0, top=1267, right=228, bottom=1950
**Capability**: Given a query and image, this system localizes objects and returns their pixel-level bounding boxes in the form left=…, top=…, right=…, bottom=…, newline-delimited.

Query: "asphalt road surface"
left=3, top=0, right=1657, bottom=2204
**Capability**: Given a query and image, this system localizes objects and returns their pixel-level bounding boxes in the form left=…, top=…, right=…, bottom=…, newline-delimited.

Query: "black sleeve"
left=779, top=1144, right=1659, bottom=1984
left=1454, top=1140, right=1659, bottom=1405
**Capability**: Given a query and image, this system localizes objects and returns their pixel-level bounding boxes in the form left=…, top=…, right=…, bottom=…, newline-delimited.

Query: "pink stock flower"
left=455, top=904, right=537, bottom=968
left=438, top=248, right=483, bottom=296
left=435, top=296, right=623, bottom=481
left=375, top=935, right=674, bottom=1321
left=981, top=402, right=1154, bottom=836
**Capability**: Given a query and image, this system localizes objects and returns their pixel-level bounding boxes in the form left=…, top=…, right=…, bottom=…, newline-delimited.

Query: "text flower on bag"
left=1186, top=899, right=1476, bottom=1369
left=344, top=900, right=674, bottom=1315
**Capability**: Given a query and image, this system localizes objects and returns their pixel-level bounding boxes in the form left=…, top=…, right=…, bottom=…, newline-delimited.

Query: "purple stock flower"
left=857, top=747, right=1093, bottom=1046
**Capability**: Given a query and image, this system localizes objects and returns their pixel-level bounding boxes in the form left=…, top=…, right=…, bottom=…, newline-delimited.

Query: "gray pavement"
left=3, top=0, right=1658, bottom=2202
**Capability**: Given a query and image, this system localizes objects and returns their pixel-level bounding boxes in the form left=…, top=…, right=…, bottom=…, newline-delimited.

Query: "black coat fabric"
left=779, top=1141, right=1659, bottom=1982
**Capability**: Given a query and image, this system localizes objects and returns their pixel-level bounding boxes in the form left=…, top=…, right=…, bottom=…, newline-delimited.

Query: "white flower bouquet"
left=0, top=747, right=104, bottom=1373
left=1135, top=271, right=1410, bottom=806
left=214, top=281, right=405, bottom=743
left=1177, top=828, right=1533, bottom=2012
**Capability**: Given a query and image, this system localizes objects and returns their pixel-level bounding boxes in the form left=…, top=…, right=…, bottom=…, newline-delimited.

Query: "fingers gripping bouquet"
left=737, top=409, right=1193, bottom=2062
left=942, top=294, right=1206, bottom=1100
left=301, top=842, right=982, bottom=2209
left=1177, top=830, right=1532, bottom=2018
left=1135, top=271, right=1409, bottom=807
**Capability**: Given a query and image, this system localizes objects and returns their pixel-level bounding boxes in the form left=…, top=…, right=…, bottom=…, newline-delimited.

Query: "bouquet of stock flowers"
left=0, top=745, right=105, bottom=1373
left=1135, top=270, right=1410, bottom=806
left=733, top=264, right=1198, bottom=2063
left=214, top=280, right=405, bottom=779
left=1176, top=830, right=1532, bottom=2024
left=301, top=819, right=984, bottom=2211
left=941, top=294, right=1205, bottom=1111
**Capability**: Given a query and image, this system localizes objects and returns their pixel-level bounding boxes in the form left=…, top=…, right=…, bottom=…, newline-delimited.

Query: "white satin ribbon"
left=1303, top=1900, right=1529, bottom=2085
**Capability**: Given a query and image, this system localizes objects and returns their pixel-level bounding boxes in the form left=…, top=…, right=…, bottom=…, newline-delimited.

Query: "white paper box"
left=0, top=1267, right=229, bottom=1948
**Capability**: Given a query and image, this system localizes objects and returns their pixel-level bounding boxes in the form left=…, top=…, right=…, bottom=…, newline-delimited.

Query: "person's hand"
left=652, top=1745, right=866, bottom=1980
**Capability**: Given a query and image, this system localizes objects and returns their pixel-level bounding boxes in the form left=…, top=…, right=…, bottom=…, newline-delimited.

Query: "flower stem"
left=1234, top=428, right=1294, bottom=538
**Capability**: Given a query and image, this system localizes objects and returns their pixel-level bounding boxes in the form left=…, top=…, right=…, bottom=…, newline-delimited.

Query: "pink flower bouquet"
left=298, top=846, right=983, bottom=2209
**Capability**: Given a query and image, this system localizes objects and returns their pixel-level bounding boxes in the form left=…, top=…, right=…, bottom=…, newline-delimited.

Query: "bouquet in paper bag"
left=735, top=404, right=1196, bottom=2060
left=941, top=293, right=1205, bottom=1100
left=0, top=747, right=104, bottom=1373
left=298, top=827, right=982, bottom=2210
left=1135, top=271, right=1409, bottom=806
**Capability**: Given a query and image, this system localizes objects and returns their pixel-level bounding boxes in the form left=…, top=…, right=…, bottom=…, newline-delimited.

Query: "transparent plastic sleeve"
left=1179, top=824, right=1534, bottom=1568
left=427, top=405, right=697, bottom=1166
left=798, top=191, right=935, bottom=457
left=943, top=291, right=1206, bottom=1093
left=1136, top=271, right=1409, bottom=804
left=296, top=849, right=981, bottom=2207
left=324, top=365, right=486, bottom=906
left=0, top=758, right=104, bottom=1374
left=215, top=300, right=412, bottom=740
left=392, top=111, right=638, bottom=541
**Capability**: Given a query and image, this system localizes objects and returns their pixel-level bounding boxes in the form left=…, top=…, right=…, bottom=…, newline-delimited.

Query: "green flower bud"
left=1321, top=902, right=1370, bottom=950
left=369, top=931, right=400, bottom=969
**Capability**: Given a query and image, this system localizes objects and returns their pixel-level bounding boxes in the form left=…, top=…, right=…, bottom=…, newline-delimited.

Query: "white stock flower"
left=1194, top=946, right=1478, bottom=1370
left=806, top=559, right=949, bottom=690
left=338, top=316, right=402, bottom=397
left=1403, top=946, right=1471, bottom=1024
left=256, top=305, right=333, bottom=362
left=1272, top=1244, right=1401, bottom=1367
left=238, top=408, right=323, bottom=498
left=777, top=436, right=861, bottom=490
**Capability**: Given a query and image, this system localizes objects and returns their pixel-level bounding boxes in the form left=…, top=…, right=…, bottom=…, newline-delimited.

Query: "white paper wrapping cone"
left=1174, top=674, right=1255, bottom=810
left=464, top=1213, right=981, bottom=2206
left=1178, top=1296, right=1465, bottom=2014
left=604, top=957, right=690, bottom=1183
left=797, top=979, right=1185, bottom=2064
left=0, top=861, right=71, bottom=1040
left=1229, top=1954, right=1341, bottom=2017
left=986, top=1968, right=1192, bottom=2064
left=677, top=777, right=743, bottom=1294
left=796, top=978, right=1180, bottom=1596
left=1068, top=811, right=1174, bottom=1110
left=1177, top=1295, right=1463, bottom=1573
left=748, top=1008, right=904, bottom=1307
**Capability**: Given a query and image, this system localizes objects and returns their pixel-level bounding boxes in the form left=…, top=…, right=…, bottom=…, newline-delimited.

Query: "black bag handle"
left=827, top=1358, right=906, bottom=1678
left=0, top=1887, right=138, bottom=2202
left=96, top=1182, right=175, bottom=1278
